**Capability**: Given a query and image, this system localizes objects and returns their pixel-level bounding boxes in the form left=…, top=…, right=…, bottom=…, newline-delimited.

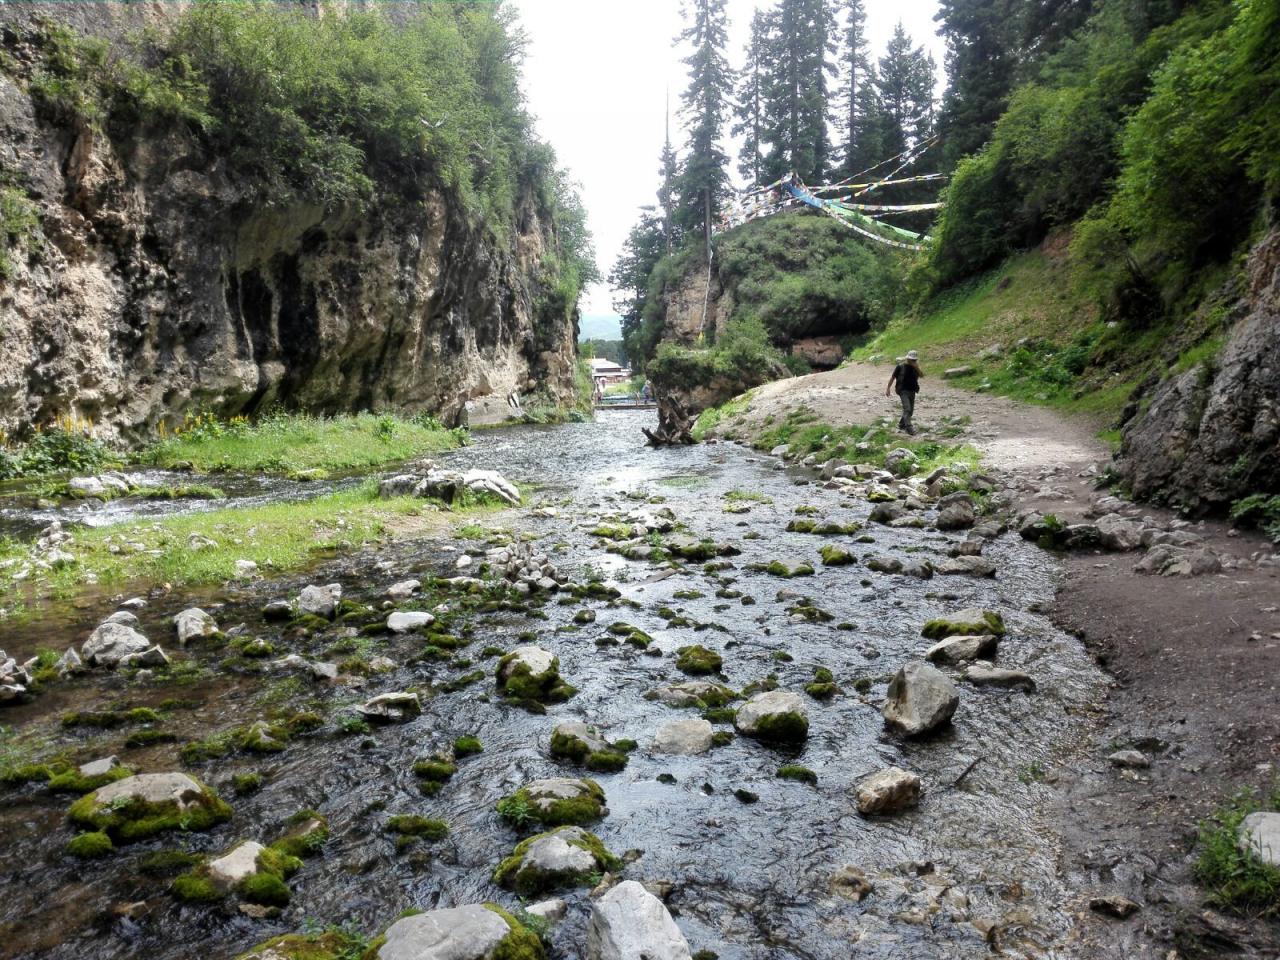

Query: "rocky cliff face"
left=0, top=27, right=577, bottom=439
left=1116, top=227, right=1280, bottom=510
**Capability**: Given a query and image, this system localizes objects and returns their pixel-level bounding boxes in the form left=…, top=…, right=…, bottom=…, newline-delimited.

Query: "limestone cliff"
left=1116, top=227, right=1280, bottom=510
left=0, top=17, right=578, bottom=439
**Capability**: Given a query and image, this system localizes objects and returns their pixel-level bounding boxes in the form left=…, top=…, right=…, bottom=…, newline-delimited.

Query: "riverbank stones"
left=588, top=879, right=692, bottom=960
left=734, top=691, right=809, bottom=743
left=645, top=681, right=735, bottom=709
left=964, top=664, right=1035, bottom=692
left=882, top=662, right=959, bottom=736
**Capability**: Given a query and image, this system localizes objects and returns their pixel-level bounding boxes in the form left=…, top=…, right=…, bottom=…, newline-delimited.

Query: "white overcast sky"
left=509, top=0, right=947, bottom=321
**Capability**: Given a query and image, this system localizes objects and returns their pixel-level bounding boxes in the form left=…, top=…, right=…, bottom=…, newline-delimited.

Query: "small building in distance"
left=588, top=357, right=630, bottom=384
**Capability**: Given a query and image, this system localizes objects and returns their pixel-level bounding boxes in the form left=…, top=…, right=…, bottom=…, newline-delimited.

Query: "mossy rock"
left=786, top=519, right=817, bottom=533
left=607, top=622, right=653, bottom=648
left=47, top=764, right=134, bottom=794
left=776, top=764, right=818, bottom=784
left=66, top=830, right=114, bottom=858
left=492, top=825, right=620, bottom=897
left=549, top=722, right=630, bottom=773
left=497, top=777, right=607, bottom=828
left=68, top=772, right=232, bottom=842
left=496, top=647, right=575, bottom=706
left=762, top=560, right=815, bottom=578
left=920, top=608, right=1006, bottom=639
left=355, top=904, right=544, bottom=960
left=453, top=736, right=484, bottom=757
left=233, top=929, right=372, bottom=960
left=387, top=814, right=449, bottom=842
left=269, top=810, right=330, bottom=859
left=819, top=545, right=856, bottom=566
left=573, top=609, right=597, bottom=624
left=412, top=756, right=458, bottom=795
left=675, top=645, right=723, bottom=676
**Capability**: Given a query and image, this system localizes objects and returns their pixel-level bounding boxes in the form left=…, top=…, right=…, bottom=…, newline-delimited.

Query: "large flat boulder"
left=377, top=903, right=540, bottom=960
left=82, top=621, right=150, bottom=667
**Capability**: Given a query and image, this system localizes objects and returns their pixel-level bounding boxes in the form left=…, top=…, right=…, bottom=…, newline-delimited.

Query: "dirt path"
left=728, top=361, right=1280, bottom=958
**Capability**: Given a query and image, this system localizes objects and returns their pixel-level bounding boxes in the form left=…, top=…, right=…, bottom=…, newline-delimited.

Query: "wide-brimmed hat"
left=906, top=350, right=919, bottom=360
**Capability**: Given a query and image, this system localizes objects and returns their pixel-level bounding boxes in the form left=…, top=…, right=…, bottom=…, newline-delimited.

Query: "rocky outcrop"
left=0, top=20, right=578, bottom=438
left=1117, top=228, right=1280, bottom=510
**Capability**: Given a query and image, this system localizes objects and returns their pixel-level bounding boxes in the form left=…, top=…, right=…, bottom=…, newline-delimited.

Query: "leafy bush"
left=1230, top=494, right=1280, bottom=543
left=0, top=185, right=40, bottom=280
left=646, top=316, right=788, bottom=396
left=1195, top=788, right=1280, bottom=914
left=0, top=428, right=113, bottom=480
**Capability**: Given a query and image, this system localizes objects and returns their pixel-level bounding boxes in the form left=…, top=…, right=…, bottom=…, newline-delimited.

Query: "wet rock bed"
left=0, top=410, right=1108, bottom=959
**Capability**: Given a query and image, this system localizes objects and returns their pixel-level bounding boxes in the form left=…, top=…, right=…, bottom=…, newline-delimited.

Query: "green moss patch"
left=412, top=756, right=458, bottom=795
left=676, top=645, right=723, bottom=676
left=47, top=764, right=134, bottom=794
left=819, top=545, right=856, bottom=566
left=66, top=830, right=114, bottom=858
left=776, top=764, right=818, bottom=784
left=921, top=609, right=1006, bottom=639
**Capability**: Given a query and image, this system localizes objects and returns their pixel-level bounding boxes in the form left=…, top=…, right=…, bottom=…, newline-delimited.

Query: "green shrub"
left=1195, top=789, right=1280, bottom=914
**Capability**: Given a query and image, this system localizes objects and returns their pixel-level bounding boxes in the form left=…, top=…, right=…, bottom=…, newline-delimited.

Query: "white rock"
left=855, top=766, right=922, bottom=815
left=88, top=772, right=208, bottom=809
left=524, top=898, right=567, bottom=924
left=234, top=559, right=259, bottom=579
left=174, top=608, right=219, bottom=645
left=387, top=611, right=435, bottom=634
left=359, top=691, right=420, bottom=722
left=588, top=879, right=692, bottom=960
left=925, top=634, right=998, bottom=664
left=1239, top=812, right=1280, bottom=868
left=297, top=585, right=336, bottom=618
left=207, top=841, right=266, bottom=892
left=377, top=903, right=511, bottom=960
left=68, top=476, right=107, bottom=497
left=651, top=718, right=714, bottom=755
left=1108, top=749, right=1151, bottom=769
left=386, top=579, right=421, bottom=601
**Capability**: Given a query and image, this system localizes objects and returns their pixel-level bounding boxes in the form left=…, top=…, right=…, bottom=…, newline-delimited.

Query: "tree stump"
left=642, top=393, right=696, bottom=447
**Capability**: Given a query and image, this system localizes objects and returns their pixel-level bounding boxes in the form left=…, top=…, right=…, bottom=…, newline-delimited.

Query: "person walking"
left=885, top=350, right=923, bottom=435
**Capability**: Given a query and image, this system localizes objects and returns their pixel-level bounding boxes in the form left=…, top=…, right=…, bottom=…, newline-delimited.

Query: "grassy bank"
left=851, top=243, right=1229, bottom=436
left=139, top=413, right=468, bottom=475
left=0, top=481, right=504, bottom=619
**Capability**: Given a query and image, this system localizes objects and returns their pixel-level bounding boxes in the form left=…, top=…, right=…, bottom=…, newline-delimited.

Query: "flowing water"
left=0, top=410, right=1105, bottom=959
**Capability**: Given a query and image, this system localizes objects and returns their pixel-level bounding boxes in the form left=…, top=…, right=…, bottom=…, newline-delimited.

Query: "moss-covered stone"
left=172, top=872, right=222, bottom=903
left=412, top=756, right=458, bottom=795
left=776, top=764, right=818, bottom=784
left=453, top=736, right=484, bottom=757
left=484, top=904, right=547, bottom=960
left=920, top=608, right=1006, bottom=639
left=761, top=560, right=815, bottom=578
left=492, top=826, right=620, bottom=897
left=819, top=545, right=856, bottom=566
left=68, top=772, right=232, bottom=842
left=496, top=648, right=575, bottom=707
left=675, top=645, right=723, bottom=676
left=66, top=830, right=114, bottom=858
left=497, top=778, right=607, bottom=827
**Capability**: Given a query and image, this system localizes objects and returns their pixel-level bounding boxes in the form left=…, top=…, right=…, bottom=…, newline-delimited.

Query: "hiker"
left=641, top=381, right=652, bottom=403
left=885, top=350, right=923, bottom=435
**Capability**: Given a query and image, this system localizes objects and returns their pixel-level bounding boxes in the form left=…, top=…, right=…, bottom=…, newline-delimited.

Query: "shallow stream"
left=0, top=409, right=1105, bottom=959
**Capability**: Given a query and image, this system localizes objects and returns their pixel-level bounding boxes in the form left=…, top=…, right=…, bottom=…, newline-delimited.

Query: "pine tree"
left=674, top=0, right=734, bottom=241
left=875, top=22, right=935, bottom=158
left=733, top=9, right=770, bottom=185
left=934, top=0, right=1018, bottom=163
left=835, top=0, right=871, bottom=177
left=609, top=210, right=666, bottom=352
left=658, top=97, right=680, bottom=253
left=760, top=0, right=838, bottom=184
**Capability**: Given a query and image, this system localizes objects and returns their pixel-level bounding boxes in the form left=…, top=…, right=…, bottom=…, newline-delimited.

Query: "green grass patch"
left=1195, top=789, right=1280, bottom=915
left=0, top=480, right=501, bottom=615
left=139, top=411, right=467, bottom=474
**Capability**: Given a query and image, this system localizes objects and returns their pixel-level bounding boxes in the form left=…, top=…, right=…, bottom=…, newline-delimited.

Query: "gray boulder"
left=855, top=766, right=922, bottom=815
left=1096, top=515, right=1145, bottom=551
left=387, top=611, right=435, bottom=634
left=938, top=556, right=998, bottom=577
left=588, top=879, right=692, bottom=960
left=651, top=718, right=714, bottom=756
left=376, top=904, right=517, bottom=960
left=359, top=691, right=421, bottom=722
left=297, top=584, right=338, bottom=618
left=882, top=662, right=959, bottom=736
left=1239, top=812, right=1280, bottom=868
left=174, top=608, right=218, bottom=645
left=734, top=691, right=808, bottom=743
left=82, top=621, right=151, bottom=667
